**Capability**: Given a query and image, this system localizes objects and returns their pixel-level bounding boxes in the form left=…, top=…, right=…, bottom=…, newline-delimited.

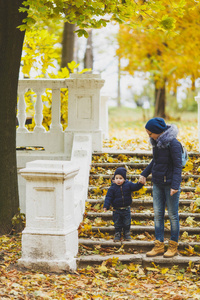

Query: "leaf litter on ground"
left=1, top=234, right=200, bottom=299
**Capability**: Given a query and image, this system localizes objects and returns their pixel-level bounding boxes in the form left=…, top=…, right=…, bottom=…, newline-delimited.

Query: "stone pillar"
left=65, top=74, right=105, bottom=155
left=195, top=92, right=200, bottom=152
left=18, top=160, right=79, bottom=272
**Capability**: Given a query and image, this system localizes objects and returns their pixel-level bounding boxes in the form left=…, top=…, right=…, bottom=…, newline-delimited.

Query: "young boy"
left=103, top=167, right=144, bottom=242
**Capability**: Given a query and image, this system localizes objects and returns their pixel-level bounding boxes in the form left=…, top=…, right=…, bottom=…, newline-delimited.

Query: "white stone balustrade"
left=195, top=92, right=200, bottom=152
left=18, top=160, right=79, bottom=272
left=17, top=74, right=108, bottom=272
left=17, top=74, right=107, bottom=214
left=17, top=74, right=106, bottom=154
left=17, top=79, right=66, bottom=153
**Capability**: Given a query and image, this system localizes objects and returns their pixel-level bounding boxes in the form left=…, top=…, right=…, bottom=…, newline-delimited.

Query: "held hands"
left=139, top=176, right=146, bottom=185
left=170, top=189, right=178, bottom=196
left=139, top=175, right=178, bottom=195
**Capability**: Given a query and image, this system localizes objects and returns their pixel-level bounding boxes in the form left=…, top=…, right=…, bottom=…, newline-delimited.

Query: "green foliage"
left=75, top=29, right=89, bottom=38
left=18, top=0, right=199, bottom=36
left=159, top=15, right=176, bottom=30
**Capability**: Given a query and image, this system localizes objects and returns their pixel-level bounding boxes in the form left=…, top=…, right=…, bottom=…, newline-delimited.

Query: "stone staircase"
left=77, top=151, right=200, bottom=268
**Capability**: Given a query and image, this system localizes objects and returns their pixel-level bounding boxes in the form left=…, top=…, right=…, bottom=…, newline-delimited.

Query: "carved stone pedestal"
left=18, top=160, right=79, bottom=272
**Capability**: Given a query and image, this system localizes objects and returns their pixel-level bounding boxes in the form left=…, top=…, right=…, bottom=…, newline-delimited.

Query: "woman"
left=139, top=117, right=182, bottom=258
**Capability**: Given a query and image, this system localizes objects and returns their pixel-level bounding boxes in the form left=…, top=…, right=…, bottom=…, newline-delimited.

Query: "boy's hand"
left=103, top=208, right=107, bottom=212
left=139, top=176, right=146, bottom=185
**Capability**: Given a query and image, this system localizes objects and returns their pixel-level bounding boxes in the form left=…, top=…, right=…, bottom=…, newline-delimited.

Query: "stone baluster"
left=195, top=92, right=200, bottom=152
left=50, top=88, right=63, bottom=133
left=18, top=160, right=79, bottom=272
left=17, top=88, right=28, bottom=133
left=34, top=88, right=46, bottom=133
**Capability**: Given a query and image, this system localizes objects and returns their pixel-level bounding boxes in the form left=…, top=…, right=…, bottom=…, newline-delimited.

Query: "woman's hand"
left=139, top=176, right=146, bottom=185
left=103, top=208, right=107, bottom=212
left=170, top=189, right=178, bottom=196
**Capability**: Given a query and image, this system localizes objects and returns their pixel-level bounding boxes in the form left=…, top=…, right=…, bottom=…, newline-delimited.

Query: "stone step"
left=88, top=186, right=196, bottom=193
left=80, top=151, right=200, bottom=268
left=91, top=162, right=199, bottom=169
left=90, top=174, right=200, bottom=180
left=79, top=238, right=200, bottom=252
left=86, top=198, right=195, bottom=208
left=93, top=150, right=200, bottom=157
left=93, top=151, right=153, bottom=157
left=91, top=162, right=149, bottom=168
left=77, top=253, right=200, bottom=268
left=86, top=211, right=200, bottom=221
left=88, top=225, right=200, bottom=237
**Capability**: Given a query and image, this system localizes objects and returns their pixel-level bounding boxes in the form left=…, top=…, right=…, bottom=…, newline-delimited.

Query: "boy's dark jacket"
left=103, top=180, right=143, bottom=210
left=141, top=124, right=182, bottom=190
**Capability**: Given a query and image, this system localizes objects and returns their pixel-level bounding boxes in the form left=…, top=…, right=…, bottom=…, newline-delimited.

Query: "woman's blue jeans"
left=153, top=184, right=180, bottom=242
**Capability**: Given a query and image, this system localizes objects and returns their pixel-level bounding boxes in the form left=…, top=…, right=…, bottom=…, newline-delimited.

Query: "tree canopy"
left=116, top=0, right=200, bottom=116
left=19, top=0, right=195, bottom=36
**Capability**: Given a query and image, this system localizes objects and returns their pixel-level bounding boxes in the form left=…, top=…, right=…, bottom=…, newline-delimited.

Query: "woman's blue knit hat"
left=114, top=167, right=127, bottom=180
left=145, top=117, right=167, bottom=134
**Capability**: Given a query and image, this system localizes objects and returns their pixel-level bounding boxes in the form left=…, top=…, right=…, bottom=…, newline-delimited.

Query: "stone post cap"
left=19, top=160, right=79, bottom=180
left=69, top=73, right=101, bottom=79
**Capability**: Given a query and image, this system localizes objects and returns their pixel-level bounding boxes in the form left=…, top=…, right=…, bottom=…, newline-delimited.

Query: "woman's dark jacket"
left=141, top=125, right=182, bottom=190
left=103, top=180, right=143, bottom=210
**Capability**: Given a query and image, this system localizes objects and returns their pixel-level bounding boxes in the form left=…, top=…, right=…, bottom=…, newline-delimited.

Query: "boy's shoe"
left=114, top=232, right=121, bottom=242
left=124, top=231, right=131, bottom=241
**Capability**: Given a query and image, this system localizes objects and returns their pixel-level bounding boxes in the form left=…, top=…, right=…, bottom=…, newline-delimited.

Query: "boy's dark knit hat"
left=114, top=167, right=127, bottom=180
left=145, top=117, right=167, bottom=134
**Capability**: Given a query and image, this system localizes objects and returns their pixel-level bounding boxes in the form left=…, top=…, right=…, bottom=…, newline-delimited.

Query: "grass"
left=105, top=106, right=199, bottom=152
left=108, top=106, right=198, bottom=130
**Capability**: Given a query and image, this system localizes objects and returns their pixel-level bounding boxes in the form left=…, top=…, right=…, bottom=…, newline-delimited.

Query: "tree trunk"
left=117, top=57, right=121, bottom=107
left=191, top=74, right=196, bottom=91
left=0, top=0, right=26, bottom=234
left=84, top=30, right=93, bottom=70
left=61, top=22, right=75, bottom=69
left=154, top=82, right=166, bottom=118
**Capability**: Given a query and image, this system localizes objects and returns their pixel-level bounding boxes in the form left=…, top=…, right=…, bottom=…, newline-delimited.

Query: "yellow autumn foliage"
left=117, top=1, right=200, bottom=93
left=21, top=28, right=91, bottom=131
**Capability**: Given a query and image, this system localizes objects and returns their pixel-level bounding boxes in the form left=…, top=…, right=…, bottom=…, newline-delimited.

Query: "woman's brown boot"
left=164, top=240, right=178, bottom=258
left=146, top=240, right=164, bottom=257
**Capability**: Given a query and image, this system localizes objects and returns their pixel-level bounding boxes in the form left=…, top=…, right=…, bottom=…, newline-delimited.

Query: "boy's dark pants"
left=113, top=207, right=131, bottom=235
